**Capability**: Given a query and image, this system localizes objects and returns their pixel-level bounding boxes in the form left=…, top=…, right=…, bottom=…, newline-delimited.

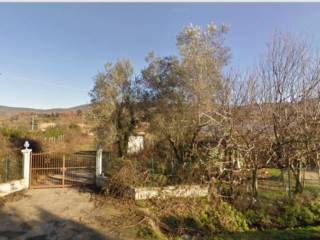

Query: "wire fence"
left=0, top=155, right=23, bottom=183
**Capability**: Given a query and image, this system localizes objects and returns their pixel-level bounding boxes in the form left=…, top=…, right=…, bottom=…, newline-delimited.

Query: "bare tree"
left=256, top=32, right=320, bottom=195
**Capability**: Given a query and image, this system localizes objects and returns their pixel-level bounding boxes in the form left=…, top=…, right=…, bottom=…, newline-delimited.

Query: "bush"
left=244, top=193, right=320, bottom=230
left=244, top=209, right=273, bottom=230
left=102, top=157, right=151, bottom=198
left=137, top=226, right=161, bottom=240
left=0, top=126, right=43, bottom=153
left=43, top=126, right=64, bottom=138
left=211, top=202, right=249, bottom=233
left=0, top=127, right=27, bottom=139
left=308, top=196, right=320, bottom=218
left=278, top=194, right=320, bottom=228
left=160, top=200, right=248, bottom=237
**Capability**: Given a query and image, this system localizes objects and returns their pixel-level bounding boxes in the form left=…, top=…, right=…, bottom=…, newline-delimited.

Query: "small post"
left=96, top=146, right=103, bottom=177
left=5, top=157, right=8, bottom=182
left=21, top=141, right=32, bottom=188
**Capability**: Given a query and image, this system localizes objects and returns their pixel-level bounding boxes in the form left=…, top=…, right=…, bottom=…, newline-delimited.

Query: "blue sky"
left=1, top=3, right=320, bottom=109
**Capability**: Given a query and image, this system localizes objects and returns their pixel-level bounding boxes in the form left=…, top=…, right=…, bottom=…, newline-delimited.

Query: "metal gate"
left=30, top=152, right=96, bottom=188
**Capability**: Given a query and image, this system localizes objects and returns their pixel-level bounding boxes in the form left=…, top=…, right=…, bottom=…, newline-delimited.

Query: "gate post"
left=21, top=141, right=32, bottom=188
left=96, top=146, right=103, bottom=177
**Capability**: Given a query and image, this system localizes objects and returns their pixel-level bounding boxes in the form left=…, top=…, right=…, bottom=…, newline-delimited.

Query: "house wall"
left=127, top=135, right=144, bottom=154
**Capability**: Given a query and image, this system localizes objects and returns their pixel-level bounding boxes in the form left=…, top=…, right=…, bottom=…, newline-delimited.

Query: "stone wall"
left=133, top=185, right=209, bottom=200
left=96, top=175, right=209, bottom=200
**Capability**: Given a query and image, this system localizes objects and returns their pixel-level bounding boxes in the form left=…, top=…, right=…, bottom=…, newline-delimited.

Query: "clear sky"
left=1, top=3, right=320, bottom=109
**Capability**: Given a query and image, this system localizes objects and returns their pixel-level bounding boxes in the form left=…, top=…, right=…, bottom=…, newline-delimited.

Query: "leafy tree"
left=90, top=59, right=136, bottom=157
left=139, top=23, right=230, bottom=180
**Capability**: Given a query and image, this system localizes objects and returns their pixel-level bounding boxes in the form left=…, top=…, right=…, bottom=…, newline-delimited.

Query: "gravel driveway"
left=0, top=188, right=138, bottom=240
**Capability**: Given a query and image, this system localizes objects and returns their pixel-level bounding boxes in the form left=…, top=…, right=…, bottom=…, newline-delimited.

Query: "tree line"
left=90, top=22, right=320, bottom=199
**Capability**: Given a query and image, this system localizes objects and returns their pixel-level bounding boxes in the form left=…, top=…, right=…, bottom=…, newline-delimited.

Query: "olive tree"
left=90, top=59, right=136, bottom=157
left=139, top=23, right=229, bottom=182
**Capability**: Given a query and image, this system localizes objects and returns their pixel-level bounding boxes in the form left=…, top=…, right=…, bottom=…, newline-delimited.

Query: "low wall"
left=134, top=185, right=209, bottom=200
left=96, top=176, right=209, bottom=200
left=0, top=179, right=28, bottom=197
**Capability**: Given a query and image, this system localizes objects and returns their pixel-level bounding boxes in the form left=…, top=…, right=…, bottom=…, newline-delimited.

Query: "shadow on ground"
left=0, top=188, right=111, bottom=240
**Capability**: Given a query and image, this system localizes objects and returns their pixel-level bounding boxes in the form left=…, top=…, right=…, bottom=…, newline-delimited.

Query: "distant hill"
left=0, top=104, right=90, bottom=116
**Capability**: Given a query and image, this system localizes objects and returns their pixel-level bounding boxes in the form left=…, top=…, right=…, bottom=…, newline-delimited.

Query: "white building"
left=127, top=132, right=145, bottom=154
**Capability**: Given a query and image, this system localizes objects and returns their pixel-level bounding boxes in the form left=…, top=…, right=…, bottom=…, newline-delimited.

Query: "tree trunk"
left=252, top=167, right=258, bottom=198
left=294, top=175, right=303, bottom=193
left=280, top=168, right=286, bottom=190
left=288, top=166, right=292, bottom=199
left=294, top=167, right=303, bottom=194
left=117, top=141, right=123, bottom=157
left=292, top=161, right=303, bottom=194
left=318, top=161, right=320, bottom=183
left=302, top=166, right=306, bottom=189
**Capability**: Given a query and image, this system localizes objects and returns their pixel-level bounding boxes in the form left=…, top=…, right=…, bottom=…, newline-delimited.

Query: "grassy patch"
left=257, top=186, right=284, bottom=203
left=304, top=184, right=320, bottom=195
left=265, top=168, right=281, bottom=179
left=213, top=226, right=320, bottom=240
left=257, top=169, right=320, bottom=203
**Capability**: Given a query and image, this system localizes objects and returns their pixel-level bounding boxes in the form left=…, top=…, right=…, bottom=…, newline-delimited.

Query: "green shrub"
left=244, top=209, right=273, bottom=229
left=137, top=226, right=161, bottom=240
left=0, top=127, right=27, bottom=139
left=308, top=196, right=320, bottom=218
left=216, top=202, right=249, bottom=232
left=161, top=201, right=248, bottom=237
left=43, top=126, right=64, bottom=138
left=279, top=196, right=318, bottom=228
left=163, top=215, right=180, bottom=231
left=280, top=204, right=301, bottom=228
left=244, top=193, right=320, bottom=230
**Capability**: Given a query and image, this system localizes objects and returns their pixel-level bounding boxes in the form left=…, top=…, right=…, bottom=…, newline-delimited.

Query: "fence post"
left=21, top=141, right=32, bottom=189
left=96, top=146, right=103, bottom=177
left=5, top=157, right=8, bottom=182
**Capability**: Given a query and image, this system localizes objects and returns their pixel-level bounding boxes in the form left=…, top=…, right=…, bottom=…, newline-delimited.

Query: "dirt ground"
left=0, top=188, right=141, bottom=240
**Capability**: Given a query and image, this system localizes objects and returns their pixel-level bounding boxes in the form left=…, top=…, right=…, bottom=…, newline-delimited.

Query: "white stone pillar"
left=96, top=147, right=103, bottom=177
left=21, top=144, right=32, bottom=189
